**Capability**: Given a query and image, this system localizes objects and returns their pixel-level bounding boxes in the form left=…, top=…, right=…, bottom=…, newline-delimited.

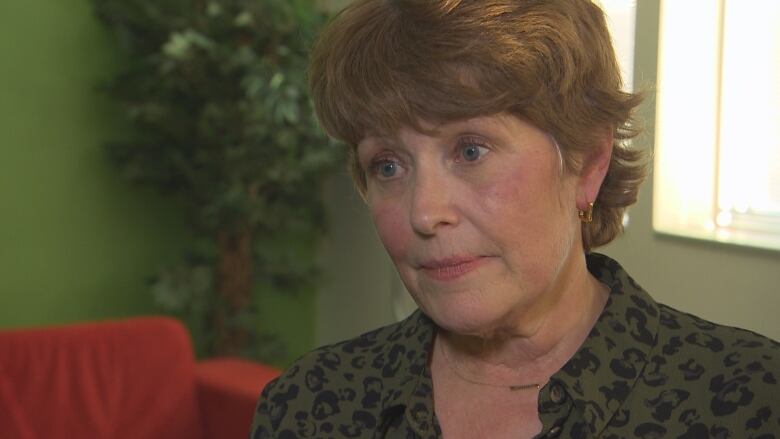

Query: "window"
left=598, top=0, right=637, bottom=91
left=654, top=0, right=780, bottom=251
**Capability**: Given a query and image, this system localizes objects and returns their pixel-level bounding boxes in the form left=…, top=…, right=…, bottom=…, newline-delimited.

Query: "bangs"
left=309, top=1, right=538, bottom=146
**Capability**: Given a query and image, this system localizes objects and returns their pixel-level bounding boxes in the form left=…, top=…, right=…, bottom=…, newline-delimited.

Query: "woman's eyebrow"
left=356, top=136, right=403, bottom=159
left=439, top=116, right=511, bottom=135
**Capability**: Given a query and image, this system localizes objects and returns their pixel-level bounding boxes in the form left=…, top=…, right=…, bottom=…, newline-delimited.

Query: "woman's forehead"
left=358, top=114, right=521, bottom=145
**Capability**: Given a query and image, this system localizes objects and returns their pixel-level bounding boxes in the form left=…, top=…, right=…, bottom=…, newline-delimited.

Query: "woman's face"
left=358, top=114, right=588, bottom=337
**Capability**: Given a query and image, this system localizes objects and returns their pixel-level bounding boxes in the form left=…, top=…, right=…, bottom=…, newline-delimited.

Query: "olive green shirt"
left=251, top=254, right=779, bottom=438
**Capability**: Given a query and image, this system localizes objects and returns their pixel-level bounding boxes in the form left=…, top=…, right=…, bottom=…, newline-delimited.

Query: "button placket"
left=547, top=425, right=563, bottom=438
left=537, top=381, right=573, bottom=439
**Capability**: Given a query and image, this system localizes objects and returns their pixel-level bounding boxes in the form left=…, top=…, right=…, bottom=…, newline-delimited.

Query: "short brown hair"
left=309, top=0, right=647, bottom=250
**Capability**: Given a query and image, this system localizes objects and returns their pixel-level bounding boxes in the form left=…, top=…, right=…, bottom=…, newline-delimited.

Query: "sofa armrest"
left=195, top=358, right=280, bottom=439
left=0, top=374, right=34, bottom=439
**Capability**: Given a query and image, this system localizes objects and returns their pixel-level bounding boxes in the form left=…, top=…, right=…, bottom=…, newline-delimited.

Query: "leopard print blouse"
left=251, top=253, right=779, bottom=438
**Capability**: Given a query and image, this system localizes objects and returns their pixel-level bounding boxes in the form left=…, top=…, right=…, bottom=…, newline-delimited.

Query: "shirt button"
left=547, top=425, right=562, bottom=437
left=550, top=383, right=565, bottom=404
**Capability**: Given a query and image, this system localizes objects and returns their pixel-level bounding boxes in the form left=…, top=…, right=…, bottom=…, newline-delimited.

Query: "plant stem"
left=214, top=223, right=253, bottom=355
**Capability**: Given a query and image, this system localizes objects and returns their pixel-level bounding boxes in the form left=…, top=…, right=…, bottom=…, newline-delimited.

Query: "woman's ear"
left=576, top=127, right=613, bottom=209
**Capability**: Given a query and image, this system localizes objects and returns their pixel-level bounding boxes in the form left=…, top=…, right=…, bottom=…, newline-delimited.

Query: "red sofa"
left=0, top=316, right=280, bottom=439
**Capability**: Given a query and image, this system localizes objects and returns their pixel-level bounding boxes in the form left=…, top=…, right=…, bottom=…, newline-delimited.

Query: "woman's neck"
left=435, top=263, right=609, bottom=386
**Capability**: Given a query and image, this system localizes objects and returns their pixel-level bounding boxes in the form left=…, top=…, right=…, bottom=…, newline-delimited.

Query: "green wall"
left=0, top=0, right=313, bottom=366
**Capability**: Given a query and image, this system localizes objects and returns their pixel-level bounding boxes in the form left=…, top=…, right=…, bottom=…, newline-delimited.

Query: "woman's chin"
left=422, top=300, right=514, bottom=337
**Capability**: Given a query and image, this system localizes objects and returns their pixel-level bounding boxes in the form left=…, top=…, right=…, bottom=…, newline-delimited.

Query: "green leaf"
left=269, top=72, right=284, bottom=90
left=234, top=11, right=254, bottom=27
left=206, top=2, right=222, bottom=17
left=93, top=0, right=339, bottom=362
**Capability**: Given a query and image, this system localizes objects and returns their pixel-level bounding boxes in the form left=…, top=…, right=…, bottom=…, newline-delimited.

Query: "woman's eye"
left=370, top=158, right=401, bottom=179
left=459, top=143, right=489, bottom=162
left=379, top=161, right=398, bottom=177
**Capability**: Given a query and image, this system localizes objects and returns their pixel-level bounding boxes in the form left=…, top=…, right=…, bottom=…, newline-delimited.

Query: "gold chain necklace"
left=437, top=340, right=541, bottom=391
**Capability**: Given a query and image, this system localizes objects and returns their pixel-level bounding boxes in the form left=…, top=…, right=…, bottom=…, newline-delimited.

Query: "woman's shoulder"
left=656, top=302, right=779, bottom=361
left=251, top=311, right=433, bottom=437
left=276, top=308, right=432, bottom=386
left=642, top=303, right=779, bottom=432
left=654, top=303, right=779, bottom=396
left=591, top=252, right=778, bottom=384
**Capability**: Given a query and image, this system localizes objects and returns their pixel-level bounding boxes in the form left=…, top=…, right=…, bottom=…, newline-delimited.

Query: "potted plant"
left=92, top=0, right=339, bottom=360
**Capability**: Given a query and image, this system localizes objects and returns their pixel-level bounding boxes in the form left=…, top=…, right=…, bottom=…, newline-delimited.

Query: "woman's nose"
left=408, top=169, right=459, bottom=236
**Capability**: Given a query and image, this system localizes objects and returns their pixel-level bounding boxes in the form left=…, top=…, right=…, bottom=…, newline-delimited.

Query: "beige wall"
left=317, top=172, right=396, bottom=345
left=316, top=0, right=780, bottom=346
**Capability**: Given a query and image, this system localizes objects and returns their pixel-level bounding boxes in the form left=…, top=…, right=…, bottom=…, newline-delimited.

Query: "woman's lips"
left=419, top=256, right=489, bottom=281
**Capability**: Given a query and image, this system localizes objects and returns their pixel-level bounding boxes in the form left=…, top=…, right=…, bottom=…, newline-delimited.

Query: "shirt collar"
left=550, top=252, right=660, bottom=436
left=375, top=310, right=435, bottom=429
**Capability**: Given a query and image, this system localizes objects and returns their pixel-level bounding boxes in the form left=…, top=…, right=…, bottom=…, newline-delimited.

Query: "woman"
left=252, top=1, right=779, bottom=437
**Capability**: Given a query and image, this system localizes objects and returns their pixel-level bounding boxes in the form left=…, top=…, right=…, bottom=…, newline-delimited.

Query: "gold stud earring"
left=578, top=202, right=594, bottom=223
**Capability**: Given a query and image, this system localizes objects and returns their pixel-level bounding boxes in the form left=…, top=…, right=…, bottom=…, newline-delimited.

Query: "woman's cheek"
left=370, top=202, right=411, bottom=261
left=474, top=167, right=528, bottom=219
